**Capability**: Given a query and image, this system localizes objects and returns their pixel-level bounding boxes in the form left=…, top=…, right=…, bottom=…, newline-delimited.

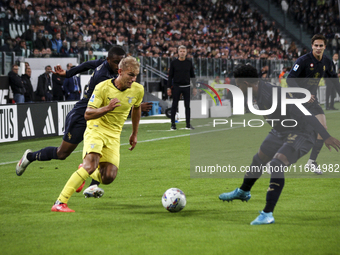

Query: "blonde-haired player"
left=52, top=56, right=144, bottom=212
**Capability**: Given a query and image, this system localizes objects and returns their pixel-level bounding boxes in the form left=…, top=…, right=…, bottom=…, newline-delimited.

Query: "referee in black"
left=167, top=45, right=197, bottom=130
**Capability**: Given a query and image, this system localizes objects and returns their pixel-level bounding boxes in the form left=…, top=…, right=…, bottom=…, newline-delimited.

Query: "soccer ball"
left=162, top=188, right=186, bottom=212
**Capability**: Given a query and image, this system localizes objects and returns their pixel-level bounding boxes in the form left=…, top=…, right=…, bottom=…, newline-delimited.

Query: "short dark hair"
left=311, top=34, right=326, bottom=45
left=233, top=64, right=259, bottom=84
left=108, top=45, right=126, bottom=59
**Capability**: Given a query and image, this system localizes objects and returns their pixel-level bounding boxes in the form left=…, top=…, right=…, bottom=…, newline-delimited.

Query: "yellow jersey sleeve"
left=88, top=80, right=108, bottom=109
left=133, top=82, right=144, bottom=107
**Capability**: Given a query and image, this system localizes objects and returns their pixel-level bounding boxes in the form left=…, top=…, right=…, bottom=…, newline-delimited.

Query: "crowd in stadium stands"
left=0, top=0, right=306, bottom=61
left=277, top=0, right=340, bottom=53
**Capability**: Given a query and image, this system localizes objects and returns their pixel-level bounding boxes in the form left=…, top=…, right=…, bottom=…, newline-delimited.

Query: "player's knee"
left=102, top=171, right=117, bottom=184
left=100, top=165, right=118, bottom=184
left=273, top=153, right=289, bottom=166
left=257, top=150, right=271, bottom=163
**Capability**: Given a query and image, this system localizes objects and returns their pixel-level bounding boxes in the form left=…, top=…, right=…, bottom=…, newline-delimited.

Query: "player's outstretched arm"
left=129, top=105, right=141, bottom=151
left=53, top=59, right=105, bottom=78
left=324, top=137, right=340, bottom=152
left=52, top=65, right=66, bottom=77
left=84, top=98, right=121, bottom=120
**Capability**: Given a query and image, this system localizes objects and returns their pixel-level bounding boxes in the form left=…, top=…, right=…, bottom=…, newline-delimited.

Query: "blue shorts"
left=62, top=108, right=87, bottom=144
left=260, top=129, right=317, bottom=164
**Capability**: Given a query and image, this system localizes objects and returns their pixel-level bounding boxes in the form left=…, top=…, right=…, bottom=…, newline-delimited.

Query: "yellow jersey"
left=87, top=78, right=144, bottom=138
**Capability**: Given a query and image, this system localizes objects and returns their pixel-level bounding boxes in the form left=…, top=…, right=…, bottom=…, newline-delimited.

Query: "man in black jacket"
left=35, top=65, right=63, bottom=101
left=21, top=66, right=35, bottom=102
left=8, top=64, right=25, bottom=103
left=167, top=45, right=197, bottom=130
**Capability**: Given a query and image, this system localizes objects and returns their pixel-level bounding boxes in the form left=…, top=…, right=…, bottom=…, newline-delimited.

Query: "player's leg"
left=170, top=86, right=180, bottom=130
left=251, top=131, right=315, bottom=225
left=51, top=152, right=100, bottom=212
left=16, top=140, right=78, bottom=176
left=251, top=150, right=287, bottom=225
left=83, top=135, right=120, bottom=198
left=219, top=130, right=282, bottom=202
left=182, top=87, right=193, bottom=129
left=16, top=109, right=84, bottom=176
left=98, top=162, right=118, bottom=184
left=306, top=113, right=327, bottom=174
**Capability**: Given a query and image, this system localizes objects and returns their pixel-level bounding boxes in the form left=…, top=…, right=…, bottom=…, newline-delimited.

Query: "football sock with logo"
left=89, top=169, right=102, bottom=185
left=89, top=179, right=101, bottom=186
left=240, top=154, right=264, bottom=192
left=58, top=167, right=90, bottom=204
left=263, top=158, right=285, bottom=213
left=309, top=139, right=324, bottom=161
left=27, top=147, right=58, bottom=162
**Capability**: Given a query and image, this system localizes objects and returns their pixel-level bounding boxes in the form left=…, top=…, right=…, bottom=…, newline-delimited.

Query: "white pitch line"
left=0, top=125, right=239, bottom=166
left=2, top=110, right=339, bottom=166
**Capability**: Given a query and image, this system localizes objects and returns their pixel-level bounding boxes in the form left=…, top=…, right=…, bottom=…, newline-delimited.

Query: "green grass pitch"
left=1, top=106, right=340, bottom=255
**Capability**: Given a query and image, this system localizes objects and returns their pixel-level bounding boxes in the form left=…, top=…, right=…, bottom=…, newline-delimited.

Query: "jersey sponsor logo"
left=43, top=107, right=56, bottom=135
left=96, top=63, right=104, bottom=71
left=21, top=108, right=35, bottom=137
left=127, top=96, right=135, bottom=104
left=293, top=64, right=299, bottom=71
left=90, top=94, right=95, bottom=102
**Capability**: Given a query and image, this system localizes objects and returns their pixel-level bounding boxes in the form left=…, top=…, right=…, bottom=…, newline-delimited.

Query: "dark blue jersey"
left=71, top=60, right=118, bottom=115
left=65, top=59, right=105, bottom=78
left=287, top=51, right=340, bottom=99
left=256, top=80, right=330, bottom=140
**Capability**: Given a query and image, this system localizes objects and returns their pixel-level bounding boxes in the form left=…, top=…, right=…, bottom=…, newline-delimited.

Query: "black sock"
left=27, top=147, right=58, bottom=162
left=309, top=139, right=324, bottom=161
left=240, top=154, right=265, bottom=192
left=90, top=179, right=100, bottom=187
left=263, top=158, right=285, bottom=213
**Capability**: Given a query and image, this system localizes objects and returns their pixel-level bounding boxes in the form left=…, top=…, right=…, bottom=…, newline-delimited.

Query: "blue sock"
left=27, top=147, right=58, bottom=162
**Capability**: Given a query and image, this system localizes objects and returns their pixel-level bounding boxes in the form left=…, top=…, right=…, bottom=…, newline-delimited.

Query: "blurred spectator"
left=59, top=40, right=70, bottom=57
left=21, top=66, right=35, bottom=102
left=0, top=38, right=15, bottom=52
left=33, top=33, right=46, bottom=50
left=8, top=64, right=25, bottom=103
left=43, top=48, right=53, bottom=57
left=259, top=66, right=269, bottom=78
left=14, top=39, right=27, bottom=56
left=278, top=67, right=286, bottom=83
left=69, top=41, right=79, bottom=55
left=63, top=65, right=81, bottom=101
left=51, top=32, right=62, bottom=53
left=29, top=48, right=41, bottom=57
left=87, top=50, right=96, bottom=61
left=21, top=24, right=37, bottom=42
left=36, top=65, right=63, bottom=101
